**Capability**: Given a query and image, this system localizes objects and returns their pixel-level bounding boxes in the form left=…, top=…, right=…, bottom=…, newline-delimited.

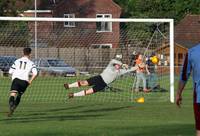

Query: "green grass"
left=0, top=76, right=195, bottom=136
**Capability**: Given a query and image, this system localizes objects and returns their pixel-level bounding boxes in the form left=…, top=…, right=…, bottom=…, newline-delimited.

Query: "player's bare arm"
left=176, top=81, right=186, bottom=108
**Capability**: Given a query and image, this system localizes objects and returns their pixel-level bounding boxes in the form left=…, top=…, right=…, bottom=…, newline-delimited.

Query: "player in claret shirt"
left=176, top=43, right=200, bottom=136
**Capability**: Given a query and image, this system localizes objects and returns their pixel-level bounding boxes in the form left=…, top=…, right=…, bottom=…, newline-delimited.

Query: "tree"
left=0, top=0, right=17, bottom=16
left=0, top=0, right=32, bottom=16
left=114, top=0, right=200, bottom=23
left=0, top=0, right=32, bottom=47
left=114, top=0, right=200, bottom=45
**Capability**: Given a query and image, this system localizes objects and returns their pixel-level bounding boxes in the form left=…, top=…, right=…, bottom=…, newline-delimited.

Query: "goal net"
left=0, top=17, right=174, bottom=104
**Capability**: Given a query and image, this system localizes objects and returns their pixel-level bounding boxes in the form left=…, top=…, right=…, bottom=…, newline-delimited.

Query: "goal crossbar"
left=0, top=17, right=173, bottom=23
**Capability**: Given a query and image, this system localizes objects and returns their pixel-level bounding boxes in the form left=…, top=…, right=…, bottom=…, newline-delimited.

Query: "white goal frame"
left=0, top=17, right=174, bottom=103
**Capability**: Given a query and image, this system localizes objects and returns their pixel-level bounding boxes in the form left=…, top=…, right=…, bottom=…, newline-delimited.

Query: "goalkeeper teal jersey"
left=180, top=43, right=200, bottom=103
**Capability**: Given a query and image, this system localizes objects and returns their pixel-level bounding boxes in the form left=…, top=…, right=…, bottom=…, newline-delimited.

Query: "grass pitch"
left=0, top=76, right=195, bottom=136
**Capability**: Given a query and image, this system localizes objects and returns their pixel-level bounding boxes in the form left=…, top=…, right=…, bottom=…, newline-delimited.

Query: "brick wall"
left=53, top=0, right=121, bottom=48
left=175, top=15, right=200, bottom=45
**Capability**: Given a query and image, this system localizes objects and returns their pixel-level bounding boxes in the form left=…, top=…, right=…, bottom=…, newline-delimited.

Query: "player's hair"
left=136, top=52, right=142, bottom=59
left=23, top=47, right=32, bottom=55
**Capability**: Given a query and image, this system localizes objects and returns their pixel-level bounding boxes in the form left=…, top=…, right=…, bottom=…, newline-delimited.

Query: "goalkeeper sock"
left=69, top=82, right=80, bottom=88
left=73, top=90, right=86, bottom=97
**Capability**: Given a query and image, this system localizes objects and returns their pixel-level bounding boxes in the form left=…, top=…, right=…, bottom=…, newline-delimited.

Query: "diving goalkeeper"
left=64, top=54, right=138, bottom=98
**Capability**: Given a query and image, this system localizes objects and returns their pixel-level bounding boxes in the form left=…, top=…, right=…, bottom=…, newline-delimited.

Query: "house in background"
left=174, top=14, right=200, bottom=63
left=156, top=14, right=200, bottom=75
left=174, top=14, right=200, bottom=74
left=21, top=0, right=121, bottom=48
left=175, top=14, right=200, bottom=49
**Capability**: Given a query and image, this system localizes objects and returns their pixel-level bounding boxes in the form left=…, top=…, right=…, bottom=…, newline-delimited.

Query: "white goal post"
left=0, top=17, right=174, bottom=103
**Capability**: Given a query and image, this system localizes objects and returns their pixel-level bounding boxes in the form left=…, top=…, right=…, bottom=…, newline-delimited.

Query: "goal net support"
left=0, top=17, right=174, bottom=103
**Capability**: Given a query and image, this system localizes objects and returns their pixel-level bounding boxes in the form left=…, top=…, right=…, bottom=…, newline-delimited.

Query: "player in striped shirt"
left=64, top=54, right=138, bottom=98
left=8, top=48, right=38, bottom=117
left=176, top=43, right=200, bottom=136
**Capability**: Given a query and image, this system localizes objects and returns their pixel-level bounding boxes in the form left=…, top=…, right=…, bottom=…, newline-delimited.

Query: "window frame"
left=64, top=14, right=75, bottom=27
left=96, top=14, right=112, bottom=32
left=91, top=44, right=113, bottom=49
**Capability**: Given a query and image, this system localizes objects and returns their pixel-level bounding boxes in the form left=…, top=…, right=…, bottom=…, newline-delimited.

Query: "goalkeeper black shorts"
left=87, top=75, right=107, bottom=92
left=10, top=78, right=29, bottom=95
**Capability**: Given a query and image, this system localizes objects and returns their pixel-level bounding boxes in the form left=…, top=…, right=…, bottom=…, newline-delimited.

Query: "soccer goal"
left=0, top=17, right=174, bottom=103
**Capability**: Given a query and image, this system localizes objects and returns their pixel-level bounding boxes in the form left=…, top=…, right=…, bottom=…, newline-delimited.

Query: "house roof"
left=175, top=42, right=189, bottom=50
left=175, top=41, right=199, bottom=49
left=15, top=1, right=52, bottom=10
left=175, top=14, right=200, bottom=49
left=20, top=0, right=121, bottom=18
left=55, top=0, right=121, bottom=13
left=17, top=0, right=121, bottom=11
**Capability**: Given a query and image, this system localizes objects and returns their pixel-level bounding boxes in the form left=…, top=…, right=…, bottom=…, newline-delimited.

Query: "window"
left=64, top=14, right=75, bottom=27
left=91, top=44, right=112, bottom=49
left=96, top=14, right=112, bottom=32
left=49, top=0, right=56, bottom=4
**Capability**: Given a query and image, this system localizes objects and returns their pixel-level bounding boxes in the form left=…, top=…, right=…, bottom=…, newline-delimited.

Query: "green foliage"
left=0, top=0, right=32, bottom=16
left=114, top=0, right=200, bottom=23
left=0, top=0, right=16, bottom=16
left=0, top=22, right=30, bottom=47
left=0, top=0, right=31, bottom=47
left=114, top=0, right=200, bottom=42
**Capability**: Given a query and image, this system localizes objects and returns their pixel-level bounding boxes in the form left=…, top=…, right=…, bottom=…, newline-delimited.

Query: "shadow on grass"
left=22, top=105, right=87, bottom=114
left=0, top=114, right=104, bottom=123
left=79, top=106, right=130, bottom=113
left=0, top=105, right=130, bottom=124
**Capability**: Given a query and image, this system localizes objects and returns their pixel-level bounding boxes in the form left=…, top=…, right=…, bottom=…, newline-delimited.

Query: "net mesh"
left=0, top=19, right=171, bottom=103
